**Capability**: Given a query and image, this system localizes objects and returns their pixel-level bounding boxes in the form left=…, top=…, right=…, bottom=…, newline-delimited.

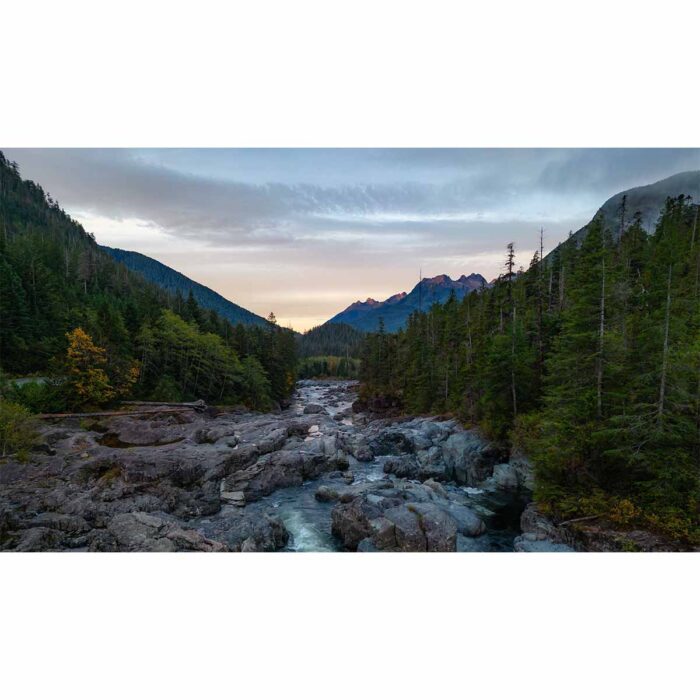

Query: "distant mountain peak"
left=423, top=274, right=451, bottom=285
left=458, top=273, right=487, bottom=285
left=327, top=271, right=488, bottom=332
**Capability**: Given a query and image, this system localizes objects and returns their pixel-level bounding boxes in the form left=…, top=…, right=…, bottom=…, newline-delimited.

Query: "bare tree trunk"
left=466, top=305, right=473, bottom=366
left=558, top=264, right=565, bottom=309
left=596, top=261, right=605, bottom=420
left=511, top=305, right=517, bottom=418
left=445, top=360, right=449, bottom=402
left=658, top=265, right=673, bottom=429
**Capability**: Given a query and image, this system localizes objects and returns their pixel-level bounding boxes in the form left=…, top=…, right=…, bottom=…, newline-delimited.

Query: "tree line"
left=359, top=196, right=700, bottom=544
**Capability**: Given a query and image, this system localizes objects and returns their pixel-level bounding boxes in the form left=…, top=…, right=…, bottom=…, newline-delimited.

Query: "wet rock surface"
left=328, top=480, right=487, bottom=552
left=0, top=380, right=531, bottom=552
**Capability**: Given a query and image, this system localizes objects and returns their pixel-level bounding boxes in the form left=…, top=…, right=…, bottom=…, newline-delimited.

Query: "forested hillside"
left=297, top=322, right=365, bottom=358
left=0, top=151, right=296, bottom=411
left=360, top=196, right=700, bottom=544
left=102, top=246, right=269, bottom=328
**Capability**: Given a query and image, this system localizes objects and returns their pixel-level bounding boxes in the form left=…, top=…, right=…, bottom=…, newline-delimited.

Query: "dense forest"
left=295, top=322, right=364, bottom=379
left=297, top=322, right=365, bottom=358
left=360, top=196, right=700, bottom=544
left=0, top=151, right=297, bottom=412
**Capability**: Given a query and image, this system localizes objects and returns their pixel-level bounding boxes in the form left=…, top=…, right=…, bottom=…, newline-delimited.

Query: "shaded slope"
left=101, top=246, right=269, bottom=327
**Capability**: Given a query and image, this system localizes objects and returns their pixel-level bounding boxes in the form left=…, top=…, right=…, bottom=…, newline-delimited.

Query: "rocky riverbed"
left=0, top=380, right=556, bottom=552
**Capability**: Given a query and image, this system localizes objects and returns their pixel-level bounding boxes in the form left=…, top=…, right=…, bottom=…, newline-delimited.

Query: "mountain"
left=101, top=246, right=269, bottom=328
left=571, top=170, right=700, bottom=244
left=328, top=273, right=487, bottom=332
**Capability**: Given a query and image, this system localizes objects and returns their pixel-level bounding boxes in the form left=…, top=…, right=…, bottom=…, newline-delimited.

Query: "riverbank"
left=0, top=380, right=537, bottom=551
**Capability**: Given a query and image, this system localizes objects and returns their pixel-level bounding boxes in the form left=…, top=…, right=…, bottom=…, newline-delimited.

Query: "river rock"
left=331, top=480, right=486, bottom=552
left=514, top=537, right=574, bottom=552
left=195, top=512, right=289, bottom=552
left=107, top=512, right=228, bottom=552
left=512, top=503, right=574, bottom=552
left=509, top=451, right=535, bottom=491
left=14, top=527, right=67, bottom=552
left=490, top=463, right=519, bottom=490
left=0, top=379, right=521, bottom=552
left=441, top=431, right=503, bottom=485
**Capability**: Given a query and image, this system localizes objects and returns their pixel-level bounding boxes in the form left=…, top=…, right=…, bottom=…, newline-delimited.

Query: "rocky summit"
left=326, top=273, right=487, bottom=332
left=0, top=380, right=541, bottom=552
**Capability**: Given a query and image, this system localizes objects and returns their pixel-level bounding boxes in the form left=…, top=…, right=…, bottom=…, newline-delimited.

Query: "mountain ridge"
left=327, top=272, right=487, bottom=332
left=570, top=169, right=700, bottom=245
left=101, top=246, right=270, bottom=328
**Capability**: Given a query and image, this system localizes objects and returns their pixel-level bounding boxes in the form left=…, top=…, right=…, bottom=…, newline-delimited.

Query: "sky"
left=5, top=148, right=700, bottom=331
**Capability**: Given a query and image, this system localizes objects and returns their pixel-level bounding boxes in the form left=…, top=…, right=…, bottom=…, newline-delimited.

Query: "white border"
left=1, top=2, right=698, bottom=698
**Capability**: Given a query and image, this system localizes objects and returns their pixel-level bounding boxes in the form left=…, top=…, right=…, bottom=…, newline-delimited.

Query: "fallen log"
left=558, top=514, right=603, bottom=527
left=37, top=407, right=200, bottom=420
left=121, top=400, right=207, bottom=411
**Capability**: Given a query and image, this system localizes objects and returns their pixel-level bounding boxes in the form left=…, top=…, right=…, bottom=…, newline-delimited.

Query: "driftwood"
left=558, top=514, right=602, bottom=527
left=37, top=400, right=207, bottom=420
left=121, top=400, right=207, bottom=411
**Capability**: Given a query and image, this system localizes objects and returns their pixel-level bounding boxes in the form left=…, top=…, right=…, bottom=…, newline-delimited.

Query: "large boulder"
left=441, top=431, right=504, bottom=485
left=195, top=513, right=289, bottom=552
left=331, top=481, right=486, bottom=552
left=512, top=503, right=574, bottom=552
left=509, top=451, right=535, bottom=491
left=490, top=463, right=520, bottom=490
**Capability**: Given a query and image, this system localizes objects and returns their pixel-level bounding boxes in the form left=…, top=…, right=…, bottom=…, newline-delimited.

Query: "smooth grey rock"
left=14, top=527, right=66, bottom=552
left=457, top=534, right=492, bottom=552
left=28, top=512, right=90, bottom=534
left=514, top=536, right=574, bottom=552
left=108, top=512, right=227, bottom=552
left=491, top=463, right=519, bottom=490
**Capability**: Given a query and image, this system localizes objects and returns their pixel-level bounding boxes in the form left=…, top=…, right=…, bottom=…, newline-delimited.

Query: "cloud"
left=3, top=147, right=699, bottom=330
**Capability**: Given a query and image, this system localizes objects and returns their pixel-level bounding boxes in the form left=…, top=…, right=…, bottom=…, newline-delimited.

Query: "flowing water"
left=239, top=381, right=528, bottom=552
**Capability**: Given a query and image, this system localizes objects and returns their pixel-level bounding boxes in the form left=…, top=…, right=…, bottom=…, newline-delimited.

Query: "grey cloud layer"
left=6, top=149, right=700, bottom=251
left=4, top=148, right=699, bottom=329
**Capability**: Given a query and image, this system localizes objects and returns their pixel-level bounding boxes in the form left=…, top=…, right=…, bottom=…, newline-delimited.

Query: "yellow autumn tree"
left=65, top=328, right=115, bottom=408
left=113, top=360, right=141, bottom=399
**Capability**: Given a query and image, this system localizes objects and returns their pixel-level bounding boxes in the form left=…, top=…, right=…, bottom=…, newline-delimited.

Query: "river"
left=199, top=380, right=529, bottom=552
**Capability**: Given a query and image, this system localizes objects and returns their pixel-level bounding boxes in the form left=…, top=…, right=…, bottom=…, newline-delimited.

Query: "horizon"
left=4, top=148, right=700, bottom=331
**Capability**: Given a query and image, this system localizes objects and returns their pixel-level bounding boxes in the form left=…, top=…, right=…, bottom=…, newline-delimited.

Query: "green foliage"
left=298, top=355, right=361, bottom=379
left=297, top=323, right=365, bottom=358
left=0, top=151, right=298, bottom=413
left=239, top=356, right=274, bottom=410
left=1, top=379, right=68, bottom=414
left=0, top=399, right=38, bottom=458
left=360, top=197, right=700, bottom=543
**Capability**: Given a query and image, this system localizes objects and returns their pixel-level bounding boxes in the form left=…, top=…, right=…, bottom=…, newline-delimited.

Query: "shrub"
left=149, top=375, right=183, bottom=402
left=3, top=379, right=69, bottom=414
left=0, top=400, right=38, bottom=458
